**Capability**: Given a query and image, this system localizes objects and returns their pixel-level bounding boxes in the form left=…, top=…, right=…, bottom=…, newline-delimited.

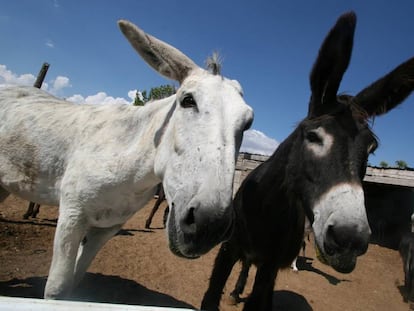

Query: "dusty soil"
left=0, top=194, right=411, bottom=310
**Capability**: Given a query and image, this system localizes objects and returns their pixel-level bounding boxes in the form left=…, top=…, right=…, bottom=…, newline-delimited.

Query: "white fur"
left=0, top=20, right=253, bottom=299
left=306, top=127, right=334, bottom=157
left=312, top=183, right=370, bottom=258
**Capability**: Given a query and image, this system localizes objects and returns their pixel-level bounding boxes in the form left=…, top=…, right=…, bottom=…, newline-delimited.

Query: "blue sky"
left=0, top=1, right=413, bottom=166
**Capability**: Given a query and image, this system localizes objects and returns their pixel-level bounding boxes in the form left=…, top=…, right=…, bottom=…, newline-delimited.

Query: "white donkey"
left=0, top=20, right=253, bottom=299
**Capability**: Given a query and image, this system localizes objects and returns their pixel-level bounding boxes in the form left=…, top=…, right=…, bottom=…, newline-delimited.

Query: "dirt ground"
left=0, top=194, right=411, bottom=311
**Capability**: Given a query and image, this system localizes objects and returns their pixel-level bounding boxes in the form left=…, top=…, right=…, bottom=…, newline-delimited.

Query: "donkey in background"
left=202, top=11, right=414, bottom=311
left=145, top=184, right=168, bottom=229
left=0, top=20, right=253, bottom=299
left=23, top=201, right=41, bottom=219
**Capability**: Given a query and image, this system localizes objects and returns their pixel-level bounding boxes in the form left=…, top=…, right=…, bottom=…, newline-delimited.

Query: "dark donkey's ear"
left=354, top=57, right=414, bottom=117
left=308, top=12, right=356, bottom=117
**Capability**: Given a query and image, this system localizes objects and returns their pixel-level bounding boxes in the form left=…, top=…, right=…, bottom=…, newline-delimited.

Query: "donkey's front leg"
left=201, top=240, right=240, bottom=311
left=73, top=224, right=123, bottom=288
left=243, top=262, right=278, bottom=311
left=230, top=258, right=251, bottom=304
left=44, top=208, right=87, bottom=299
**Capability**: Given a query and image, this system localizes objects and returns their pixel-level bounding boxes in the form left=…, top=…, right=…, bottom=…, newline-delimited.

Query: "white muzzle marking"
left=312, top=183, right=370, bottom=255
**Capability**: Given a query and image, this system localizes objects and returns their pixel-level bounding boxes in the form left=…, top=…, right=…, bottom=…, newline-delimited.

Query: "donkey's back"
left=0, top=85, right=146, bottom=205
left=1, top=86, right=71, bottom=204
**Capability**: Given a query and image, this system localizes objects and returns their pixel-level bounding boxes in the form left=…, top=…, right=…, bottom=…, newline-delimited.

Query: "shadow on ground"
left=272, top=290, right=313, bottom=310
left=0, top=272, right=194, bottom=309
left=296, top=256, right=350, bottom=285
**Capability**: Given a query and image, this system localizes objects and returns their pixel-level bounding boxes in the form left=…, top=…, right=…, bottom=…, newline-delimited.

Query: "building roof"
left=364, top=167, right=414, bottom=188
left=237, top=153, right=414, bottom=188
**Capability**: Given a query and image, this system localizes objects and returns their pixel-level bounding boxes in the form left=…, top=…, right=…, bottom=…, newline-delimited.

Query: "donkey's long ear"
left=308, top=12, right=356, bottom=117
left=354, top=57, right=414, bottom=116
left=118, top=20, right=197, bottom=83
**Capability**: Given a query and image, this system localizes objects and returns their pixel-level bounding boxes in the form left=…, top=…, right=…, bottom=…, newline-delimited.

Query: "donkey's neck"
left=124, top=95, right=177, bottom=183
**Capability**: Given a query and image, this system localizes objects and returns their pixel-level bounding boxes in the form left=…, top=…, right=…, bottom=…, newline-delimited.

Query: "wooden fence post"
left=25, top=62, right=50, bottom=219
left=33, top=62, right=50, bottom=89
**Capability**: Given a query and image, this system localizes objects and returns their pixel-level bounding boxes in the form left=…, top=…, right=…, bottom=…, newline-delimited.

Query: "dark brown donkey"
left=201, top=11, right=414, bottom=311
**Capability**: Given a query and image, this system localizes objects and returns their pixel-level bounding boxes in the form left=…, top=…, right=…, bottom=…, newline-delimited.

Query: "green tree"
left=395, top=160, right=408, bottom=169
left=149, top=85, right=175, bottom=100
left=379, top=161, right=389, bottom=168
left=134, top=91, right=145, bottom=106
left=133, top=85, right=175, bottom=106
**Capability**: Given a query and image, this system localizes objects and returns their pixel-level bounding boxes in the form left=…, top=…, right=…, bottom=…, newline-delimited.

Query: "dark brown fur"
left=202, top=11, right=414, bottom=311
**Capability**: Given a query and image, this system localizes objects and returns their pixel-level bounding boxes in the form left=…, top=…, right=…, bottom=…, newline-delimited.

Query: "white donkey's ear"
left=118, top=20, right=197, bottom=83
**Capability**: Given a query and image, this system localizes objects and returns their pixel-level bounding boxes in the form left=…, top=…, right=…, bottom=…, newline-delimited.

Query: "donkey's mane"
left=337, top=94, right=378, bottom=127
left=205, top=52, right=222, bottom=75
left=305, top=93, right=377, bottom=138
left=337, top=94, right=379, bottom=144
left=314, top=94, right=370, bottom=124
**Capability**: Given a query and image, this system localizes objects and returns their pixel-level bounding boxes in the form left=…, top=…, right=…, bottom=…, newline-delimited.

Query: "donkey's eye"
left=306, top=131, right=322, bottom=144
left=181, top=94, right=197, bottom=109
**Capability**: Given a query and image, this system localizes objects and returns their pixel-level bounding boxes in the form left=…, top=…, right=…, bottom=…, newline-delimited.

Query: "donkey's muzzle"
left=324, top=224, right=370, bottom=257
left=167, top=202, right=234, bottom=258
left=318, top=223, right=370, bottom=273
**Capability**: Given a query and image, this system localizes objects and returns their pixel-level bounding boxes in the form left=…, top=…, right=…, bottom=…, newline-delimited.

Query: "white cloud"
left=240, top=129, right=279, bottom=156
left=50, top=76, right=71, bottom=94
left=128, top=89, right=138, bottom=101
left=0, top=64, right=36, bottom=86
left=0, top=64, right=73, bottom=95
left=45, top=39, right=55, bottom=48
left=65, top=94, right=84, bottom=103
left=67, top=91, right=132, bottom=105
left=0, top=65, right=135, bottom=106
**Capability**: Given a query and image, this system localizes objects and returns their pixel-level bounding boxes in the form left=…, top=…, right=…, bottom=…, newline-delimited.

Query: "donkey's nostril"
left=325, top=224, right=370, bottom=257
left=185, top=207, right=196, bottom=226
left=180, top=207, right=198, bottom=239
left=325, top=224, right=352, bottom=256
left=329, top=225, right=342, bottom=244
left=325, top=225, right=338, bottom=256
left=180, top=207, right=197, bottom=236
